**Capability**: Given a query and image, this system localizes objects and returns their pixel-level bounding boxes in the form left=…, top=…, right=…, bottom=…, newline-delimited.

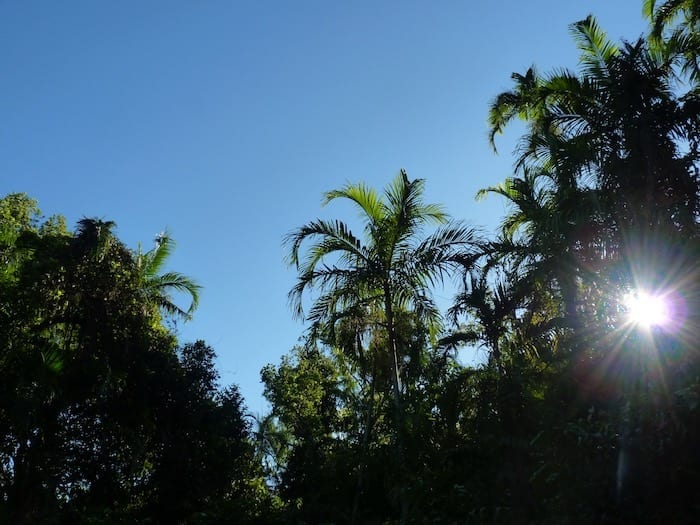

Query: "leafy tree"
left=286, top=170, right=479, bottom=522
left=145, top=342, right=261, bottom=524
left=0, top=196, right=272, bottom=524
left=261, top=346, right=356, bottom=523
left=480, top=9, right=700, bottom=523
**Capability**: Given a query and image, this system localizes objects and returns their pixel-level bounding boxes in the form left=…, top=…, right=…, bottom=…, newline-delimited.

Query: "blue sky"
left=1, top=1, right=648, bottom=413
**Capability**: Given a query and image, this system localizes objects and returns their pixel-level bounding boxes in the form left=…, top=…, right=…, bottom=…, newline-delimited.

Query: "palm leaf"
left=570, top=16, right=619, bottom=78
left=324, top=183, right=384, bottom=224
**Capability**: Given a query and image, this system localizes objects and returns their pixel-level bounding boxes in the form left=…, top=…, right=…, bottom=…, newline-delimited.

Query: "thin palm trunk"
left=350, top=369, right=376, bottom=525
left=383, top=284, right=410, bottom=524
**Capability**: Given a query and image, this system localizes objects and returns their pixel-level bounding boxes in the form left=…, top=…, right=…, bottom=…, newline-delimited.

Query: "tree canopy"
left=3, top=1, right=700, bottom=523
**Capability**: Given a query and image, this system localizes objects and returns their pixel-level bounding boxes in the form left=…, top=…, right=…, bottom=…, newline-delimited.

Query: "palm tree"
left=485, top=16, right=700, bottom=517
left=74, top=221, right=200, bottom=321
left=286, top=169, right=479, bottom=521
left=646, top=0, right=700, bottom=28
left=476, top=168, right=602, bottom=325
left=74, top=218, right=117, bottom=261
left=645, top=0, right=700, bottom=82
left=488, top=15, right=698, bottom=272
left=135, top=232, right=201, bottom=321
left=287, top=170, right=478, bottom=398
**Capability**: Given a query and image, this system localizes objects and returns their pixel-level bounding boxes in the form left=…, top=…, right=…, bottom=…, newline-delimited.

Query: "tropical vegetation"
left=2, top=1, right=700, bottom=523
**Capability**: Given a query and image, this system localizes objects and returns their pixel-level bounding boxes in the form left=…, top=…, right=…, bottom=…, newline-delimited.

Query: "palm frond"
left=143, top=231, right=175, bottom=276
left=285, top=219, right=368, bottom=270
left=438, top=330, right=482, bottom=350
left=643, top=0, right=660, bottom=23
left=648, top=0, right=687, bottom=37
left=324, top=182, right=384, bottom=224
left=570, top=16, right=619, bottom=78
left=74, top=218, right=116, bottom=258
left=288, top=264, right=370, bottom=320
left=409, top=222, right=482, bottom=283
left=148, top=271, right=201, bottom=315
left=385, top=170, right=447, bottom=231
left=488, top=67, right=540, bottom=151
left=136, top=231, right=201, bottom=321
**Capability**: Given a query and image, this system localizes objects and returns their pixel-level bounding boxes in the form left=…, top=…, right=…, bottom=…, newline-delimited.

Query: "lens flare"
left=623, top=290, right=670, bottom=328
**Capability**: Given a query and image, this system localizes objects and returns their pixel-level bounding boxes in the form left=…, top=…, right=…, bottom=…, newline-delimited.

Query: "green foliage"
left=4, top=2, right=700, bottom=523
left=262, top=3, right=700, bottom=523
left=285, top=170, right=481, bottom=522
left=135, top=232, right=201, bottom=322
left=0, top=198, right=273, bottom=524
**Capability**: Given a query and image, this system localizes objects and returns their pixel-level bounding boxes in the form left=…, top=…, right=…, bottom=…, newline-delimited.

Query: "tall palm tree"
left=488, top=15, right=698, bottom=267
left=286, top=169, right=479, bottom=521
left=287, top=170, right=478, bottom=398
left=485, top=17, right=700, bottom=517
left=135, top=232, right=201, bottom=321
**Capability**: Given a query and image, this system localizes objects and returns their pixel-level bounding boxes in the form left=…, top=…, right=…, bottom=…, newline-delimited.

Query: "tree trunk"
left=383, top=284, right=409, bottom=524
left=351, top=369, right=376, bottom=525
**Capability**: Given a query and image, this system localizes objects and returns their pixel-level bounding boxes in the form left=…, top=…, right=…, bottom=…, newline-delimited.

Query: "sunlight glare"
left=623, top=290, right=669, bottom=328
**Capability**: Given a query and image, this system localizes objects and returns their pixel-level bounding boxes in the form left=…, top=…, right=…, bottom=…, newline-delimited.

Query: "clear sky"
left=1, top=1, right=648, bottom=413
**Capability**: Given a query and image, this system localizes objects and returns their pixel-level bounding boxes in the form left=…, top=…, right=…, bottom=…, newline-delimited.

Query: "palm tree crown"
left=135, top=233, right=201, bottom=321
left=286, top=170, right=478, bottom=349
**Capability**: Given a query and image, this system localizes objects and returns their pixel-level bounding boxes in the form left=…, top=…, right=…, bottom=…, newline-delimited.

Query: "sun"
left=623, top=290, right=670, bottom=328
